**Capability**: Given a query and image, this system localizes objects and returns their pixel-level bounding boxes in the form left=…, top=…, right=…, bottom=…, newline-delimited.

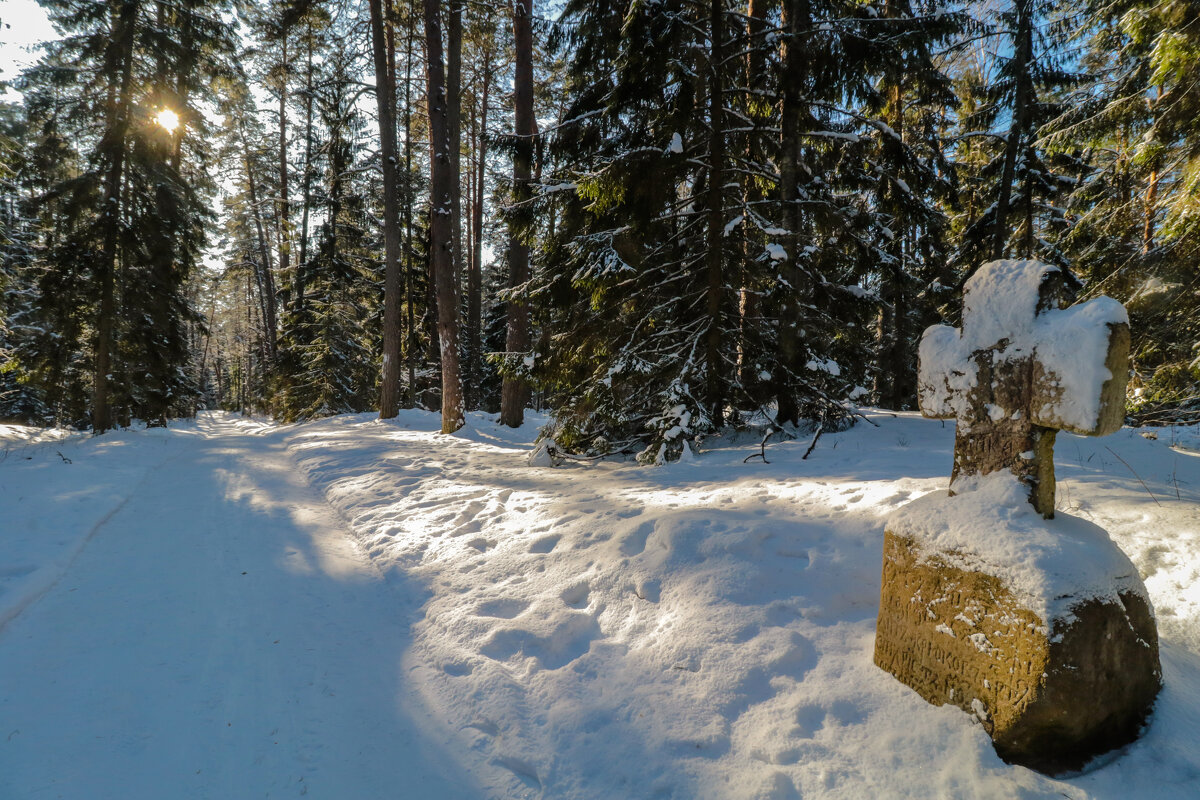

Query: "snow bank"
left=281, top=410, right=1200, bottom=799
left=888, top=473, right=1148, bottom=628
left=6, top=412, right=1199, bottom=798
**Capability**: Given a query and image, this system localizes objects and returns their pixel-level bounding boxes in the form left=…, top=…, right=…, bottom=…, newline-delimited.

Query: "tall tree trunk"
left=704, top=0, right=727, bottom=428
left=875, top=0, right=907, bottom=409
left=296, top=29, right=315, bottom=312
left=500, top=0, right=535, bottom=428
left=738, top=0, right=767, bottom=391
left=1143, top=168, right=1159, bottom=252
left=372, top=0, right=405, bottom=418
left=277, top=34, right=292, bottom=314
left=1142, top=86, right=1162, bottom=253
left=238, top=126, right=279, bottom=363
left=447, top=0, right=465, bottom=399
left=423, top=0, right=465, bottom=432
left=93, top=0, right=139, bottom=433
left=776, top=0, right=810, bottom=426
left=468, top=51, right=491, bottom=410
left=992, top=0, right=1033, bottom=261
left=401, top=6, right=417, bottom=404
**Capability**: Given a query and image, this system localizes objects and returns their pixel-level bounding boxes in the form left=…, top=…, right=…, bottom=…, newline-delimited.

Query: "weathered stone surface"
left=874, top=528, right=1161, bottom=775
left=917, top=260, right=1131, bottom=517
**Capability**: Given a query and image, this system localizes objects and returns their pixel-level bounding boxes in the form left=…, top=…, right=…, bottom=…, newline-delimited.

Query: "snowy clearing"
left=2, top=411, right=1199, bottom=798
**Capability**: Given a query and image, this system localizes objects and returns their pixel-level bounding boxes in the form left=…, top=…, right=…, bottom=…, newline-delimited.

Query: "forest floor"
left=1, top=410, right=1199, bottom=799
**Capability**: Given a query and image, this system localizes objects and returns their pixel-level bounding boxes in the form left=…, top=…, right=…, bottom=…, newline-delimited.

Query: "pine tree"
left=1052, top=0, right=1200, bottom=414
left=422, top=0, right=466, bottom=432
left=955, top=0, right=1081, bottom=271
left=13, top=0, right=234, bottom=429
left=499, top=0, right=536, bottom=428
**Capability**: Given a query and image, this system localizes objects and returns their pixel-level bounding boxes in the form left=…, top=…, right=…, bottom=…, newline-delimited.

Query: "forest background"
left=1, top=0, right=1198, bottom=461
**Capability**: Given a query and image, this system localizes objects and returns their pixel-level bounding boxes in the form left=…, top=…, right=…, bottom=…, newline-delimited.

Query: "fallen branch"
left=744, top=425, right=781, bottom=464
left=802, top=424, right=824, bottom=460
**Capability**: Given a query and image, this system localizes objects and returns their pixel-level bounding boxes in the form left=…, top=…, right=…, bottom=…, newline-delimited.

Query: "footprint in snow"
left=619, top=521, right=654, bottom=556
left=494, top=756, right=541, bottom=790
left=473, top=598, right=529, bottom=619
left=561, top=582, right=590, bottom=608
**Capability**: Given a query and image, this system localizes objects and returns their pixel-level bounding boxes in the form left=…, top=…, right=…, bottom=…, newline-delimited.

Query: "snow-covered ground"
left=2, top=410, right=1199, bottom=798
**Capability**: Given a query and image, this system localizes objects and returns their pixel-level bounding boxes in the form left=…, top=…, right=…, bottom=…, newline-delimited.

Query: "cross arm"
left=917, top=324, right=973, bottom=420
left=1029, top=298, right=1130, bottom=437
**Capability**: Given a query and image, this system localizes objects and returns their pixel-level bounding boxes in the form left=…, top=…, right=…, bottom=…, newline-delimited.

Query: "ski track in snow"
left=0, top=414, right=477, bottom=799
left=2, top=411, right=1200, bottom=798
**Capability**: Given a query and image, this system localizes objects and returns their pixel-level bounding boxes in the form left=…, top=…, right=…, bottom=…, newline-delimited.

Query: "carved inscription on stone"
left=875, top=528, right=1162, bottom=774
left=874, top=530, right=1046, bottom=738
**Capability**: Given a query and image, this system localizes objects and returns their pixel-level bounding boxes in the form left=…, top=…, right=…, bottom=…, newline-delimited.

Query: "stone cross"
left=917, top=259, right=1130, bottom=518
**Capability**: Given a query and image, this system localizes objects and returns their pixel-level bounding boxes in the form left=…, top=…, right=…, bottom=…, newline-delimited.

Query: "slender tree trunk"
left=704, top=0, right=727, bottom=428
left=447, top=0, right=465, bottom=399
left=1143, top=168, right=1159, bottom=252
left=469, top=52, right=490, bottom=409
left=423, top=0, right=465, bottom=432
left=238, top=127, right=279, bottom=363
left=992, top=0, right=1033, bottom=261
left=372, top=0, right=405, bottom=418
left=401, top=8, right=417, bottom=404
left=94, top=0, right=139, bottom=433
left=739, top=0, right=766, bottom=391
left=776, top=0, right=809, bottom=426
left=500, top=0, right=535, bottom=428
left=875, top=0, right=907, bottom=409
left=277, top=34, right=292, bottom=313
left=296, top=29, right=315, bottom=311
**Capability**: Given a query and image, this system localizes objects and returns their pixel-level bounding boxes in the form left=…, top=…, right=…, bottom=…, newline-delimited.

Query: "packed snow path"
left=0, top=415, right=475, bottom=798
left=4, top=411, right=1200, bottom=798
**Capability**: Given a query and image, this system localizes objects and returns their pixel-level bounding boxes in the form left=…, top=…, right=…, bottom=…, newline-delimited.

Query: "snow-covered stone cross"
left=917, top=259, right=1130, bottom=518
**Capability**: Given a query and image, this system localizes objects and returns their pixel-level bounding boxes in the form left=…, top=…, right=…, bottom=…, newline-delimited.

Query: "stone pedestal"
left=874, top=481, right=1161, bottom=775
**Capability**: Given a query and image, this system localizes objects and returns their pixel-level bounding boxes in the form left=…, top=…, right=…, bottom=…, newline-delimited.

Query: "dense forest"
left=0, top=0, right=1197, bottom=461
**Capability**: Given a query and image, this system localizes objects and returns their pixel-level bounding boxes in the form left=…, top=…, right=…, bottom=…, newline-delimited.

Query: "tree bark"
left=372, top=0, right=405, bottom=419
left=738, top=0, right=767, bottom=392
left=704, top=0, right=727, bottom=428
left=400, top=5, right=417, bottom=404
left=775, top=0, right=809, bottom=427
left=447, top=0, right=465, bottom=398
left=235, top=123, right=279, bottom=364
left=874, top=0, right=908, bottom=409
left=500, top=0, right=535, bottom=428
left=277, top=33, right=292, bottom=314
left=296, top=28, right=315, bottom=312
left=93, top=0, right=139, bottom=433
left=423, top=0, right=465, bottom=432
left=468, top=51, right=490, bottom=410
